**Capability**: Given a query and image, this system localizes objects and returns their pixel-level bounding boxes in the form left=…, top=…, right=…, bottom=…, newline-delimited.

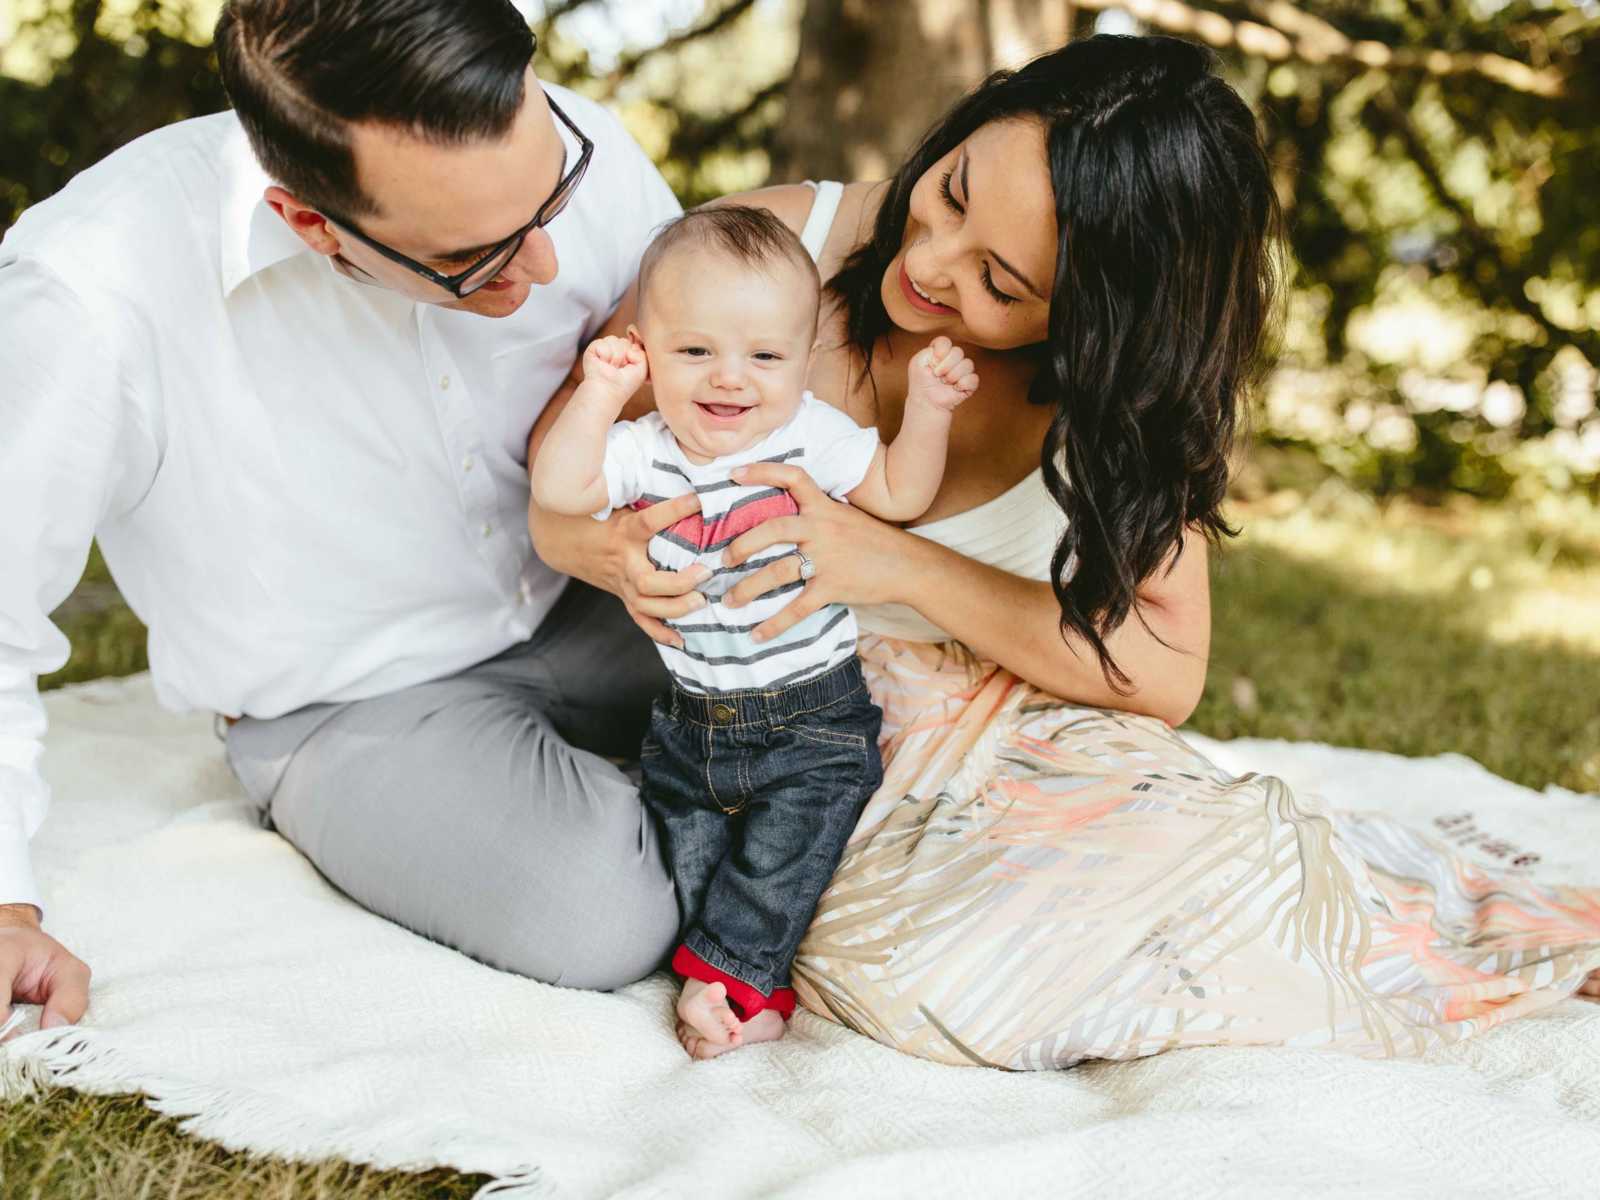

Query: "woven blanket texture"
left=3, top=673, right=1598, bottom=1198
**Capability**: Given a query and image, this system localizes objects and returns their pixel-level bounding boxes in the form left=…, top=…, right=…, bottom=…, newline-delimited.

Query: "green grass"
left=1192, top=484, right=1600, bottom=794
left=0, top=1089, right=488, bottom=1199
left=39, top=546, right=148, bottom=691
left=11, top=482, right=1600, bottom=1196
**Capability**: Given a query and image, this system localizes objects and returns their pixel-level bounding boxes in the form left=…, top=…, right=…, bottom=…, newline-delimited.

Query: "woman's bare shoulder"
left=703, top=184, right=819, bottom=235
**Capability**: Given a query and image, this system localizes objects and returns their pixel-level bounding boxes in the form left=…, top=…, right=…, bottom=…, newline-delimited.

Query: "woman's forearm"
left=889, top=532, right=1210, bottom=725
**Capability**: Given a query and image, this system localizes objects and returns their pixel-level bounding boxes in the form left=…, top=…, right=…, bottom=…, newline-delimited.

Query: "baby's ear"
left=627, top=324, right=651, bottom=381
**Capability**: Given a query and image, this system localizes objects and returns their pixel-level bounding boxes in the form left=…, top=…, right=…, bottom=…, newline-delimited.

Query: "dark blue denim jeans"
left=640, top=656, right=884, bottom=999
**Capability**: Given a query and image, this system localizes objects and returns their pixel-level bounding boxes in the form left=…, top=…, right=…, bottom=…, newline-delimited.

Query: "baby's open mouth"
left=697, top=402, right=749, bottom=420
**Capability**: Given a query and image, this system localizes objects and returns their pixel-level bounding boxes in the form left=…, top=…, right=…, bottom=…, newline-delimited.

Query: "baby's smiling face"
left=634, top=249, right=818, bottom=465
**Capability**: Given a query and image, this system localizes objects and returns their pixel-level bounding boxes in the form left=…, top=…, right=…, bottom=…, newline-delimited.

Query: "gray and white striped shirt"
left=595, top=393, right=879, bottom=693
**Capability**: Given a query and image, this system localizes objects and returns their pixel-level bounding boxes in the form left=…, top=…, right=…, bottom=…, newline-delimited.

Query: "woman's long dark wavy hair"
left=830, top=35, right=1281, bottom=690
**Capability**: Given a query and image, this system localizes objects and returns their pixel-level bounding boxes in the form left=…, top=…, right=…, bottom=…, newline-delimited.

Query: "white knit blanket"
left=4, top=673, right=1599, bottom=1198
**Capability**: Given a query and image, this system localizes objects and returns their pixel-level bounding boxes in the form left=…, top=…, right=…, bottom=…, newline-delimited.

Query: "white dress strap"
left=798, top=180, right=845, bottom=264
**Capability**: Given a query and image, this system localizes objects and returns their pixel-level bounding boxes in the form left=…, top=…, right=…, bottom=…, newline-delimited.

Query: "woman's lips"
left=899, top=260, right=956, bottom=315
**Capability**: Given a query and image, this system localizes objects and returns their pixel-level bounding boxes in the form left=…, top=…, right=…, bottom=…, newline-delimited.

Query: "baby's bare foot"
left=678, top=1004, right=788, bottom=1060
left=736, top=1008, right=786, bottom=1049
left=676, top=979, right=742, bottom=1057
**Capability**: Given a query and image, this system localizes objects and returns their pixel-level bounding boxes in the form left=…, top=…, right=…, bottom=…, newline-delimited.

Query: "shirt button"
left=440, top=375, right=451, bottom=390
left=462, top=455, right=474, bottom=473
left=481, top=523, right=493, bottom=539
left=518, top=579, right=534, bottom=606
left=712, top=703, right=736, bottom=725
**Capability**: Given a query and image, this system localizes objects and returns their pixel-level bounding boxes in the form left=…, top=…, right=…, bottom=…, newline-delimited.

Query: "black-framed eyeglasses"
left=324, top=93, right=594, bottom=301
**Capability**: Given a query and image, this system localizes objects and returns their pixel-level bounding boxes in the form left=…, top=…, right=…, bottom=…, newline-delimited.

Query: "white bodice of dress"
left=798, top=181, right=1069, bottom=643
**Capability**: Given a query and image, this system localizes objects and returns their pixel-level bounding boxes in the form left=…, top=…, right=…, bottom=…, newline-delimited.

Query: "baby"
left=531, top=205, right=976, bottom=1057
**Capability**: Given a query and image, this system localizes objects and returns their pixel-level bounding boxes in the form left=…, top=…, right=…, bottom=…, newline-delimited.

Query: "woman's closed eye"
left=938, top=166, right=963, bottom=216
left=980, top=264, right=1018, bottom=306
left=939, top=166, right=1020, bottom=307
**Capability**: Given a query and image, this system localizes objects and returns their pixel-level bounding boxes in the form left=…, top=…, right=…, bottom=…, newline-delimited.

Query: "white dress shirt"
left=0, top=86, right=681, bottom=913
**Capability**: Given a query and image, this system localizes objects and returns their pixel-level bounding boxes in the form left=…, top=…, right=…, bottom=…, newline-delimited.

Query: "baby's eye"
left=680, top=346, right=710, bottom=357
left=753, top=352, right=783, bottom=363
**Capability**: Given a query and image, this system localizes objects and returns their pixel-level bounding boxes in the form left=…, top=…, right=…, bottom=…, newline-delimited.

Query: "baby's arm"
left=530, top=336, right=648, bottom=516
left=846, top=337, right=978, bottom=522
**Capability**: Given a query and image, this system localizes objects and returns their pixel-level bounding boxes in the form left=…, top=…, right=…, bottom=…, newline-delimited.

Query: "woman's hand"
left=720, top=462, right=913, bottom=643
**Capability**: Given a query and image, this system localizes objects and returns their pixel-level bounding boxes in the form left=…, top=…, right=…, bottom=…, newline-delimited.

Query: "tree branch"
left=532, top=0, right=603, bottom=27
left=666, top=77, right=786, bottom=162
left=1365, top=84, right=1600, bottom=370
left=597, top=0, right=761, bottom=97
left=1070, top=0, right=1566, bottom=98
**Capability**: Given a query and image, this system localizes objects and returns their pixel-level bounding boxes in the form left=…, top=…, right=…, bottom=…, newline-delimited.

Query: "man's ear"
left=264, top=186, right=342, bottom=257
left=626, top=324, right=651, bottom=382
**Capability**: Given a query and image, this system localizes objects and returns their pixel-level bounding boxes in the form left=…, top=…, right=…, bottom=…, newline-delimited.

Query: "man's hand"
left=0, top=903, right=90, bottom=1038
left=602, top=493, right=710, bottom=647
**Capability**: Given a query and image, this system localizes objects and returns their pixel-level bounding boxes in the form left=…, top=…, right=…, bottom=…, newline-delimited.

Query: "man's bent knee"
left=489, top=868, right=679, bottom=990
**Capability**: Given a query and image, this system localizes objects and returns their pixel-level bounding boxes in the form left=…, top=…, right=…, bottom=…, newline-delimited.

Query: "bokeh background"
left=3, top=0, right=1598, bottom=789
left=2, top=5, right=1599, bottom=1193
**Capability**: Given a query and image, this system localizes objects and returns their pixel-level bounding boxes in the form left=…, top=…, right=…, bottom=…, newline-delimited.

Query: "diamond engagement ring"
left=795, top=550, right=817, bottom=581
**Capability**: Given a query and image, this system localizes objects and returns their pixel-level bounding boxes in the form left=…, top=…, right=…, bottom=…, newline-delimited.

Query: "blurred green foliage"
left=2, top=0, right=1598, bottom=500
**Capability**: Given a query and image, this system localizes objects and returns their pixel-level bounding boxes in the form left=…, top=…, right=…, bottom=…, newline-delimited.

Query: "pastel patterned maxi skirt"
left=791, top=634, right=1600, bottom=1070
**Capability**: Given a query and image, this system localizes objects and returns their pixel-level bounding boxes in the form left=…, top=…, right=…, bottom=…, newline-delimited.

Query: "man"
left=0, top=0, right=706, bottom=1030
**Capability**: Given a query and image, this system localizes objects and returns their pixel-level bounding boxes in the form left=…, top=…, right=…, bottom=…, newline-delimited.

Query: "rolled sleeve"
left=591, top=416, right=660, bottom=521
left=802, top=396, right=882, bottom=500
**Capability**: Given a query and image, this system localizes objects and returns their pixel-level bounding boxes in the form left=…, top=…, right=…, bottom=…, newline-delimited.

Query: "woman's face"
left=879, top=118, right=1057, bottom=353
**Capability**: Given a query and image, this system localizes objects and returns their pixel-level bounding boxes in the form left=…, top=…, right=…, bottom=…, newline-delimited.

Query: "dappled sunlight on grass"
left=1223, top=482, right=1600, bottom=651
left=1193, top=486, right=1600, bottom=794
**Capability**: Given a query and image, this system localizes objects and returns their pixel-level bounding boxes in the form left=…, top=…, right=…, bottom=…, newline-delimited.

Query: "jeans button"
left=712, top=703, right=736, bottom=725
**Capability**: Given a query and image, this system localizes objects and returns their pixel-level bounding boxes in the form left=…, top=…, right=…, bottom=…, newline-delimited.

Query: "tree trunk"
left=771, top=0, right=1080, bottom=184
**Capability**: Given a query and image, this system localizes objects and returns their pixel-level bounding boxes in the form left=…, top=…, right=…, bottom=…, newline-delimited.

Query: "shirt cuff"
left=0, top=809, right=42, bottom=917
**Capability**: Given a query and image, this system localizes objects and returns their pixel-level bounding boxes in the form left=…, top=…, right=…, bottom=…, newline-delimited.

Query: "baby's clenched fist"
left=581, top=335, right=648, bottom=403
left=907, top=336, right=979, bottom=413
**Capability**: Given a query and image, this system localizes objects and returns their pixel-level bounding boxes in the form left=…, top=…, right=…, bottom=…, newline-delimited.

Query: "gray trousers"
left=224, top=580, right=679, bottom=990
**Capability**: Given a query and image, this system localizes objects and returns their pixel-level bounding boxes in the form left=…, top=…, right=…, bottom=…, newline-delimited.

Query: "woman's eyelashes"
left=980, top=264, right=1018, bottom=306
left=936, top=164, right=1019, bottom=307
left=938, top=166, right=963, bottom=214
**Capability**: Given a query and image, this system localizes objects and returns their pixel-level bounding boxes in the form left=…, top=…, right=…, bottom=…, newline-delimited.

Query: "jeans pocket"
left=788, top=723, right=868, bottom=753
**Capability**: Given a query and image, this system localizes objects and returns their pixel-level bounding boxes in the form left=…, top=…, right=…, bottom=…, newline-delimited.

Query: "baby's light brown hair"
left=636, top=205, right=821, bottom=333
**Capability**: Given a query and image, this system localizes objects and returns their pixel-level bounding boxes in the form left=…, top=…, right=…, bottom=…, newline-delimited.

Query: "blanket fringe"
left=0, top=1025, right=551, bottom=1198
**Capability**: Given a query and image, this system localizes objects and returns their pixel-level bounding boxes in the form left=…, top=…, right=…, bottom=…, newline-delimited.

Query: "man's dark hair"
left=637, top=205, right=821, bottom=322
left=214, top=0, right=536, bottom=218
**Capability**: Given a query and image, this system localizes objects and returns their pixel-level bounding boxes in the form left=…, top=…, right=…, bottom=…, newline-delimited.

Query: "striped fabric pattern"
left=792, top=635, right=1600, bottom=1069
left=597, top=394, right=880, bottom=693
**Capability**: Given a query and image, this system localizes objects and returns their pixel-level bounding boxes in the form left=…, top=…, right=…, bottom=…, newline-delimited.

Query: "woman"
left=534, top=34, right=1600, bottom=1069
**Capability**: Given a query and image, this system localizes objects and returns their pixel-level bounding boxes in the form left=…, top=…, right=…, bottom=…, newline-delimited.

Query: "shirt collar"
left=219, top=118, right=315, bottom=296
